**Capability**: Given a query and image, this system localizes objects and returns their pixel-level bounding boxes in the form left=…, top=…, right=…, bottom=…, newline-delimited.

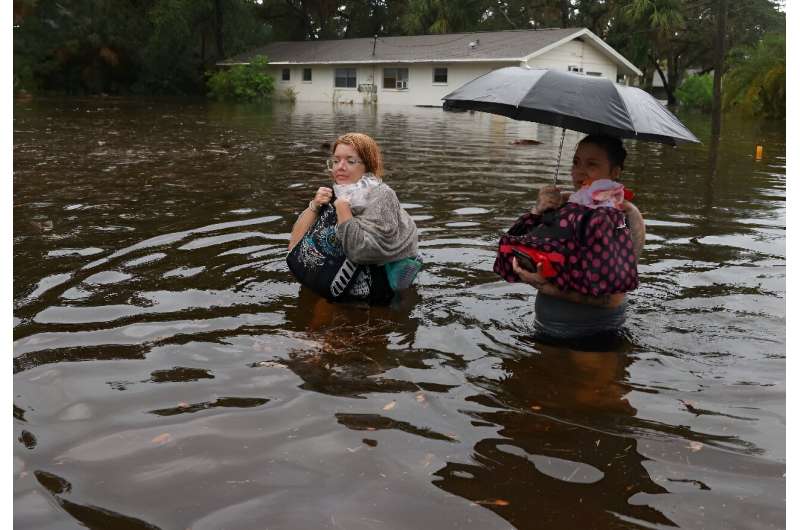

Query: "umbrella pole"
left=553, top=128, right=566, bottom=185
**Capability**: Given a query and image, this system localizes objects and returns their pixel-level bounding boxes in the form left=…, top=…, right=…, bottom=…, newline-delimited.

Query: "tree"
left=572, top=0, right=618, bottom=36
left=477, top=0, right=578, bottom=31
left=336, top=0, right=408, bottom=38
left=400, top=0, right=484, bottom=34
left=254, top=0, right=356, bottom=40
left=723, top=31, right=785, bottom=118
left=620, top=0, right=685, bottom=104
left=13, top=0, right=270, bottom=95
left=711, top=0, right=726, bottom=139
left=14, top=0, right=785, bottom=102
left=13, top=0, right=154, bottom=94
left=139, top=0, right=270, bottom=94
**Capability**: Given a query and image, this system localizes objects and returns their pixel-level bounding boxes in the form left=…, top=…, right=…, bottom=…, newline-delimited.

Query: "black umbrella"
left=442, top=66, right=699, bottom=181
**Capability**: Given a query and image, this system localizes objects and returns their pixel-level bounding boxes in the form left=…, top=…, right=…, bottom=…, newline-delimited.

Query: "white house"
left=219, top=28, right=643, bottom=106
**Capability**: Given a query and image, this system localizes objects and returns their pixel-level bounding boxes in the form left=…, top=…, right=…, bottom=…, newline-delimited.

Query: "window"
left=568, top=65, right=583, bottom=74
left=335, top=68, right=357, bottom=88
left=303, top=68, right=312, bottom=82
left=586, top=71, right=602, bottom=77
left=433, top=67, right=448, bottom=84
left=383, top=68, right=409, bottom=90
left=281, top=68, right=290, bottom=81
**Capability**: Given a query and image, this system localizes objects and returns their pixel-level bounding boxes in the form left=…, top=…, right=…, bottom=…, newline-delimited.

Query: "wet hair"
left=331, top=132, right=384, bottom=177
left=578, top=135, right=627, bottom=171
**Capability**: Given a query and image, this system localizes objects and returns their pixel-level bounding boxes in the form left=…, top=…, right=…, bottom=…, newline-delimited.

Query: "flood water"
left=13, top=98, right=785, bottom=529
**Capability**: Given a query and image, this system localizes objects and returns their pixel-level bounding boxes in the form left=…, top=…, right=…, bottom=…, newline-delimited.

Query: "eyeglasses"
left=326, top=157, right=364, bottom=171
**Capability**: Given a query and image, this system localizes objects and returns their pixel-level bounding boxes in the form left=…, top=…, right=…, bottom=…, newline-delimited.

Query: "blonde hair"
left=331, top=132, right=384, bottom=177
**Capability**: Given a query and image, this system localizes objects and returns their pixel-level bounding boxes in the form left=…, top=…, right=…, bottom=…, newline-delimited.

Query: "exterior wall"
left=267, top=39, right=623, bottom=106
left=271, top=66, right=367, bottom=104
left=376, top=62, right=514, bottom=106
left=270, top=62, right=515, bottom=106
left=526, top=40, right=618, bottom=80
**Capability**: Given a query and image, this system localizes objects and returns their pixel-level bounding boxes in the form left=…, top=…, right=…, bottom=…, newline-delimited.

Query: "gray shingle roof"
left=221, top=28, right=582, bottom=65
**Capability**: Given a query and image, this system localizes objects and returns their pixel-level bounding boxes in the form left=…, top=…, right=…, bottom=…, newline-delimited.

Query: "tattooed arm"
left=288, top=187, right=333, bottom=252
left=622, top=201, right=645, bottom=259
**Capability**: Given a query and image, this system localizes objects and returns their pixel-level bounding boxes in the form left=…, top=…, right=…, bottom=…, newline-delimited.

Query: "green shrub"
left=676, top=73, right=713, bottom=111
left=206, top=55, right=275, bottom=101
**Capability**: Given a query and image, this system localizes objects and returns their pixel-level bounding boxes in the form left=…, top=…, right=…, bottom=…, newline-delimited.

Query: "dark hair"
left=578, top=135, right=627, bottom=171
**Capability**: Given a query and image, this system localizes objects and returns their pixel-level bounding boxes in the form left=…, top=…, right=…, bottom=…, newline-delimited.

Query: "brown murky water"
left=14, top=98, right=785, bottom=529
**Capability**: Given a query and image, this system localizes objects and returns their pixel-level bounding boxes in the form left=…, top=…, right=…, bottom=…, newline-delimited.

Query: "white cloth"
left=568, top=179, right=625, bottom=210
left=333, top=173, right=382, bottom=210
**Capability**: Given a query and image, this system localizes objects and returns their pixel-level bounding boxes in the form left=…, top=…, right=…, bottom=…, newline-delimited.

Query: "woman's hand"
left=334, top=197, right=353, bottom=225
left=289, top=187, right=333, bottom=251
left=533, top=185, right=563, bottom=214
left=512, top=257, right=557, bottom=295
left=513, top=257, right=624, bottom=307
left=312, top=187, right=333, bottom=210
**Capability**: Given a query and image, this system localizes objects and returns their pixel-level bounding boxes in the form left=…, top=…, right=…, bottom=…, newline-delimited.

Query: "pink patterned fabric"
left=493, top=202, right=639, bottom=297
left=569, top=179, right=626, bottom=209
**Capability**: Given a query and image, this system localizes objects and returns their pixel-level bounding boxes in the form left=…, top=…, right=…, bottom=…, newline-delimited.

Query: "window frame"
left=334, top=68, right=357, bottom=89
left=432, top=67, right=448, bottom=85
left=383, top=67, right=409, bottom=90
left=302, top=68, right=312, bottom=82
left=281, top=68, right=291, bottom=81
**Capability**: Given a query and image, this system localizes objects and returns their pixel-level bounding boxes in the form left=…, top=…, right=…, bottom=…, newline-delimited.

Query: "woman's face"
left=330, top=143, right=367, bottom=185
left=570, top=142, right=621, bottom=190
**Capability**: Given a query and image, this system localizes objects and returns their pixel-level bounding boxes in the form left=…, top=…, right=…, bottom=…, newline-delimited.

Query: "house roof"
left=220, top=28, right=643, bottom=77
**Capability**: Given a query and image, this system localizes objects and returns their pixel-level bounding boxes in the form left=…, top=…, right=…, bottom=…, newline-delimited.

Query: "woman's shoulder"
left=368, top=181, right=400, bottom=204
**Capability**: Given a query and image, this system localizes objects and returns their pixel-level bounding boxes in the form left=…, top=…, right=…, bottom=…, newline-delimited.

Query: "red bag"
left=497, top=244, right=565, bottom=278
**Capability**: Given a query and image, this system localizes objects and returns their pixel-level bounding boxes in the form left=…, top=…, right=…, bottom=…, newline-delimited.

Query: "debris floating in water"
left=151, top=433, right=173, bottom=446
left=474, top=499, right=510, bottom=507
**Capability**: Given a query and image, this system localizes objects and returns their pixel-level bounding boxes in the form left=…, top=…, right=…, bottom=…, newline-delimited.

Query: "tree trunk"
left=669, top=55, right=680, bottom=94
left=711, top=0, right=727, bottom=139
left=498, top=2, right=518, bottom=29
left=652, top=58, right=672, bottom=103
left=641, top=65, right=651, bottom=90
left=560, top=0, right=570, bottom=28
left=214, top=0, right=225, bottom=60
left=666, top=54, right=680, bottom=106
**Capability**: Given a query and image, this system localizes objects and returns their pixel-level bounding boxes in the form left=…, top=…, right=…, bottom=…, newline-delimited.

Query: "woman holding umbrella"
left=505, top=134, right=646, bottom=339
left=443, top=67, right=698, bottom=339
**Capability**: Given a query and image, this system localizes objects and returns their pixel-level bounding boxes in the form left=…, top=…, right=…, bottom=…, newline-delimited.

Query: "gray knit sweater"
left=335, top=183, right=418, bottom=265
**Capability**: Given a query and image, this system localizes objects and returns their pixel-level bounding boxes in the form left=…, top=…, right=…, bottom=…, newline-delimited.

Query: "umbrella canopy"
left=442, top=67, right=700, bottom=145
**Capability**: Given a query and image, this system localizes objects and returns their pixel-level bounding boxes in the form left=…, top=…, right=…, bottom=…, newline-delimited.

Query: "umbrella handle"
left=554, top=128, right=566, bottom=185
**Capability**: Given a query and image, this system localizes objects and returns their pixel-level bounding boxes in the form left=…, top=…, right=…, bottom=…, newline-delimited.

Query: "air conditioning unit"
left=396, top=80, right=408, bottom=90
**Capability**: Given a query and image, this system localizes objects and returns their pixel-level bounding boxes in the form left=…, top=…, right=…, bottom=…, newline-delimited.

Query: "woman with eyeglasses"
left=287, top=132, right=420, bottom=305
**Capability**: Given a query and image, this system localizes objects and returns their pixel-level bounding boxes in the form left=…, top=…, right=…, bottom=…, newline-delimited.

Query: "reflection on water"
left=14, top=99, right=784, bottom=529
left=437, top=346, right=672, bottom=529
